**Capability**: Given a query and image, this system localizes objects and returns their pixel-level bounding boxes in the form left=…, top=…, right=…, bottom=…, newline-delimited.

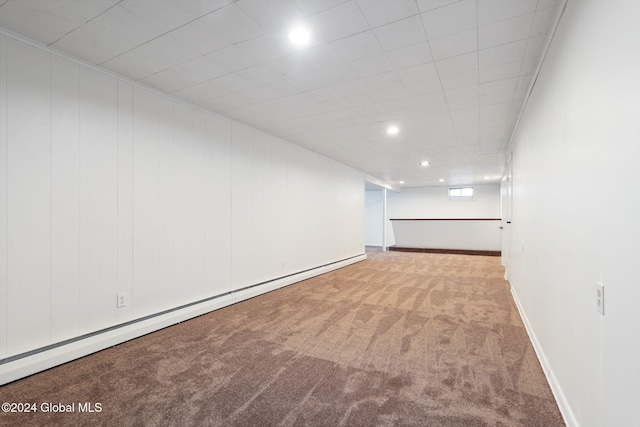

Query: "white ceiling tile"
left=477, top=0, right=537, bottom=26
left=293, top=0, right=350, bottom=17
left=297, top=44, right=345, bottom=71
left=421, top=1, right=477, bottom=40
left=479, top=40, right=526, bottom=68
left=355, top=0, right=419, bottom=28
left=440, top=69, right=478, bottom=89
left=520, top=56, right=540, bottom=75
left=236, top=0, right=303, bottom=32
left=168, top=19, right=231, bottom=55
left=200, top=3, right=265, bottom=44
left=363, top=72, right=403, bottom=91
left=349, top=53, right=395, bottom=78
left=530, top=6, right=558, bottom=37
left=101, top=47, right=173, bottom=81
left=429, top=29, right=477, bottom=60
left=315, top=63, right=358, bottom=84
left=332, top=31, right=383, bottom=62
left=172, top=79, right=234, bottom=104
left=478, top=13, right=534, bottom=49
left=435, top=52, right=477, bottom=76
left=235, top=65, right=284, bottom=86
left=416, top=0, right=462, bottom=13
left=91, top=5, right=164, bottom=45
left=287, top=72, right=328, bottom=91
left=373, top=85, right=410, bottom=103
left=479, top=61, right=522, bottom=83
left=397, top=62, right=439, bottom=84
left=236, top=33, right=295, bottom=63
left=120, top=0, right=194, bottom=32
left=51, top=23, right=134, bottom=64
left=345, top=92, right=379, bottom=107
left=412, top=90, right=447, bottom=106
left=142, top=34, right=202, bottom=64
left=373, top=15, right=427, bottom=52
left=171, top=0, right=234, bottom=17
left=0, top=0, right=118, bottom=45
left=305, top=1, right=370, bottom=43
left=386, top=42, right=433, bottom=70
left=524, top=34, right=547, bottom=58
left=267, top=54, right=312, bottom=77
left=403, top=77, right=442, bottom=95
left=207, top=46, right=258, bottom=73
left=140, top=57, right=227, bottom=92
left=536, top=0, right=560, bottom=10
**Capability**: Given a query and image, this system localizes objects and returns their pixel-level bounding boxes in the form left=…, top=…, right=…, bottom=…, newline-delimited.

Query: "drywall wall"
left=384, top=184, right=501, bottom=246
left=0, top=34, right=365, bottom=362
left=387, top=184, right=501, bottom=219
left=507, top=1, right=640, bottom=426
left=364, top=189, right=383, bottom=246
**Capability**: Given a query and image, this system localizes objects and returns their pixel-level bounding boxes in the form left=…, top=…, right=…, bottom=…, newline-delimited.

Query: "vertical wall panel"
left=6, top=39, right=51, bottom=353
left=191, top=110, right=207, bottom=299
left=156, top=99, right=174, bottom=310
left=50, top=55, right=80, bottom=341
left=132, top=88, right=161, bottom=316
left=117, top=81, right=134, bottom=323
left=172, top=104, right=196, bottom=305
left=78, top=67, right=118, bottom=333
left=0, top=34, right=7, bottom=356
left=205, top=115, right=232, bottom=294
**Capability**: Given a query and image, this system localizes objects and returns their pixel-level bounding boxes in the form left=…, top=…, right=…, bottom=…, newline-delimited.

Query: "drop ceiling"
left=0, top=0, right=563, bottom=187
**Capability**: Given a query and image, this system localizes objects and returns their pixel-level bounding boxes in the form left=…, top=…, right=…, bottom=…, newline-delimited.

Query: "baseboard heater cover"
left=0, top=253, right=367, bottom=386
left=388, top=246, right=501, bottom=257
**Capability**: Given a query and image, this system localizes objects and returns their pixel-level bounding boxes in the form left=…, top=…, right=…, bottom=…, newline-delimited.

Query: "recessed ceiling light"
left=399, top=180, right=405, bottom=184
left=387, top=125, right=399, bottom=135
left=288, top=26, right=310, bottom=46
left=439, top=178, right=445, bottom=182
left=420, top=161, right=430, bottom=166
left=484, top=176, right=490, bottom=179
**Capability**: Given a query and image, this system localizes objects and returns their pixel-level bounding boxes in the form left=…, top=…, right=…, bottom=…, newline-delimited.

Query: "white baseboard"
left=510, top=286, right=579, bottom=427
left=0, top=254, right=367, bottom=386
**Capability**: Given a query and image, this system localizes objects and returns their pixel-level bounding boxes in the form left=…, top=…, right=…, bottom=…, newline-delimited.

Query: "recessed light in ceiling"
left=484, top=176, right=490, bottom=179
left=439, top=178, right=445, bottom=182
left=399, top=180, right=405, bottom=184
left=420, top=161, right=430, bottom=166
left=288, top=26, right=310, bottom=46
left=387, top=125, right=399, bottom=135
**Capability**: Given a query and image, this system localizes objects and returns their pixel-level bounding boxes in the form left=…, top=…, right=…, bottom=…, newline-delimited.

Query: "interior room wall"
left=0, top=34, right=365, bottom=360
left=387, top=184, right=501, bottom=219
left=364, top=189, right=383, bottom=246
left=507, top=1, right=640, bottom=426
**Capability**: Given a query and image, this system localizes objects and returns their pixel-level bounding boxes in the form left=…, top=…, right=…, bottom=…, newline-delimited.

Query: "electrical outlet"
left=595, top=282, right=604, bottom=315
left=117, top=292, right=127, bottom=308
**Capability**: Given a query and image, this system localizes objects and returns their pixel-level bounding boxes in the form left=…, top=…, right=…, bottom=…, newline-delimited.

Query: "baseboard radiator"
left=0, top=253, right=367, bottom=386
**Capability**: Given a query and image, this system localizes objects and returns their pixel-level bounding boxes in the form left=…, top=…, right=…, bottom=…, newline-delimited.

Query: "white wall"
left=507, top=1, right=640, bottom=426
left=387, top=184, right=501, bottom=219
left=364, top=189, right=383, bottom=246
left=0, top=35, right=364, bottom=360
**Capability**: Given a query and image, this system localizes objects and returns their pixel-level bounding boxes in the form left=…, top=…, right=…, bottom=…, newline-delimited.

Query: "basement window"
left=448, top=186, right=474, bottom=200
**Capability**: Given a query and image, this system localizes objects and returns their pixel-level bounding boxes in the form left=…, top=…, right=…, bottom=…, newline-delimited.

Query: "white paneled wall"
left=0, top=36, right=364, bottom=360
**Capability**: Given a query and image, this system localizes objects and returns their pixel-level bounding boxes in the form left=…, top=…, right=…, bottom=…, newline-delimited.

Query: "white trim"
left=0, top=254, right=366, bottom=386
left=510, top=285, right=579, bottom=427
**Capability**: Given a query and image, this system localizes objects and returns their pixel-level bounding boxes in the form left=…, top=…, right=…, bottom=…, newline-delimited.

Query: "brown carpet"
left=0, top=251, right=564, bottom=426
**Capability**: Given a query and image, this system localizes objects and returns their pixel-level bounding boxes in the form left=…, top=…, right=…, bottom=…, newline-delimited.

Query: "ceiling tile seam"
left=47, top=0, right=124, bottom=47
left=418, top=9, right=465, bottom=152
left=95, top=1, right=274, bottom=67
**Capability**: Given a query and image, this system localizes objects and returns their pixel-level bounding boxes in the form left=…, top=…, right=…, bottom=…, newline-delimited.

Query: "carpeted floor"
left=0, top=251, right=564, bottom=426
